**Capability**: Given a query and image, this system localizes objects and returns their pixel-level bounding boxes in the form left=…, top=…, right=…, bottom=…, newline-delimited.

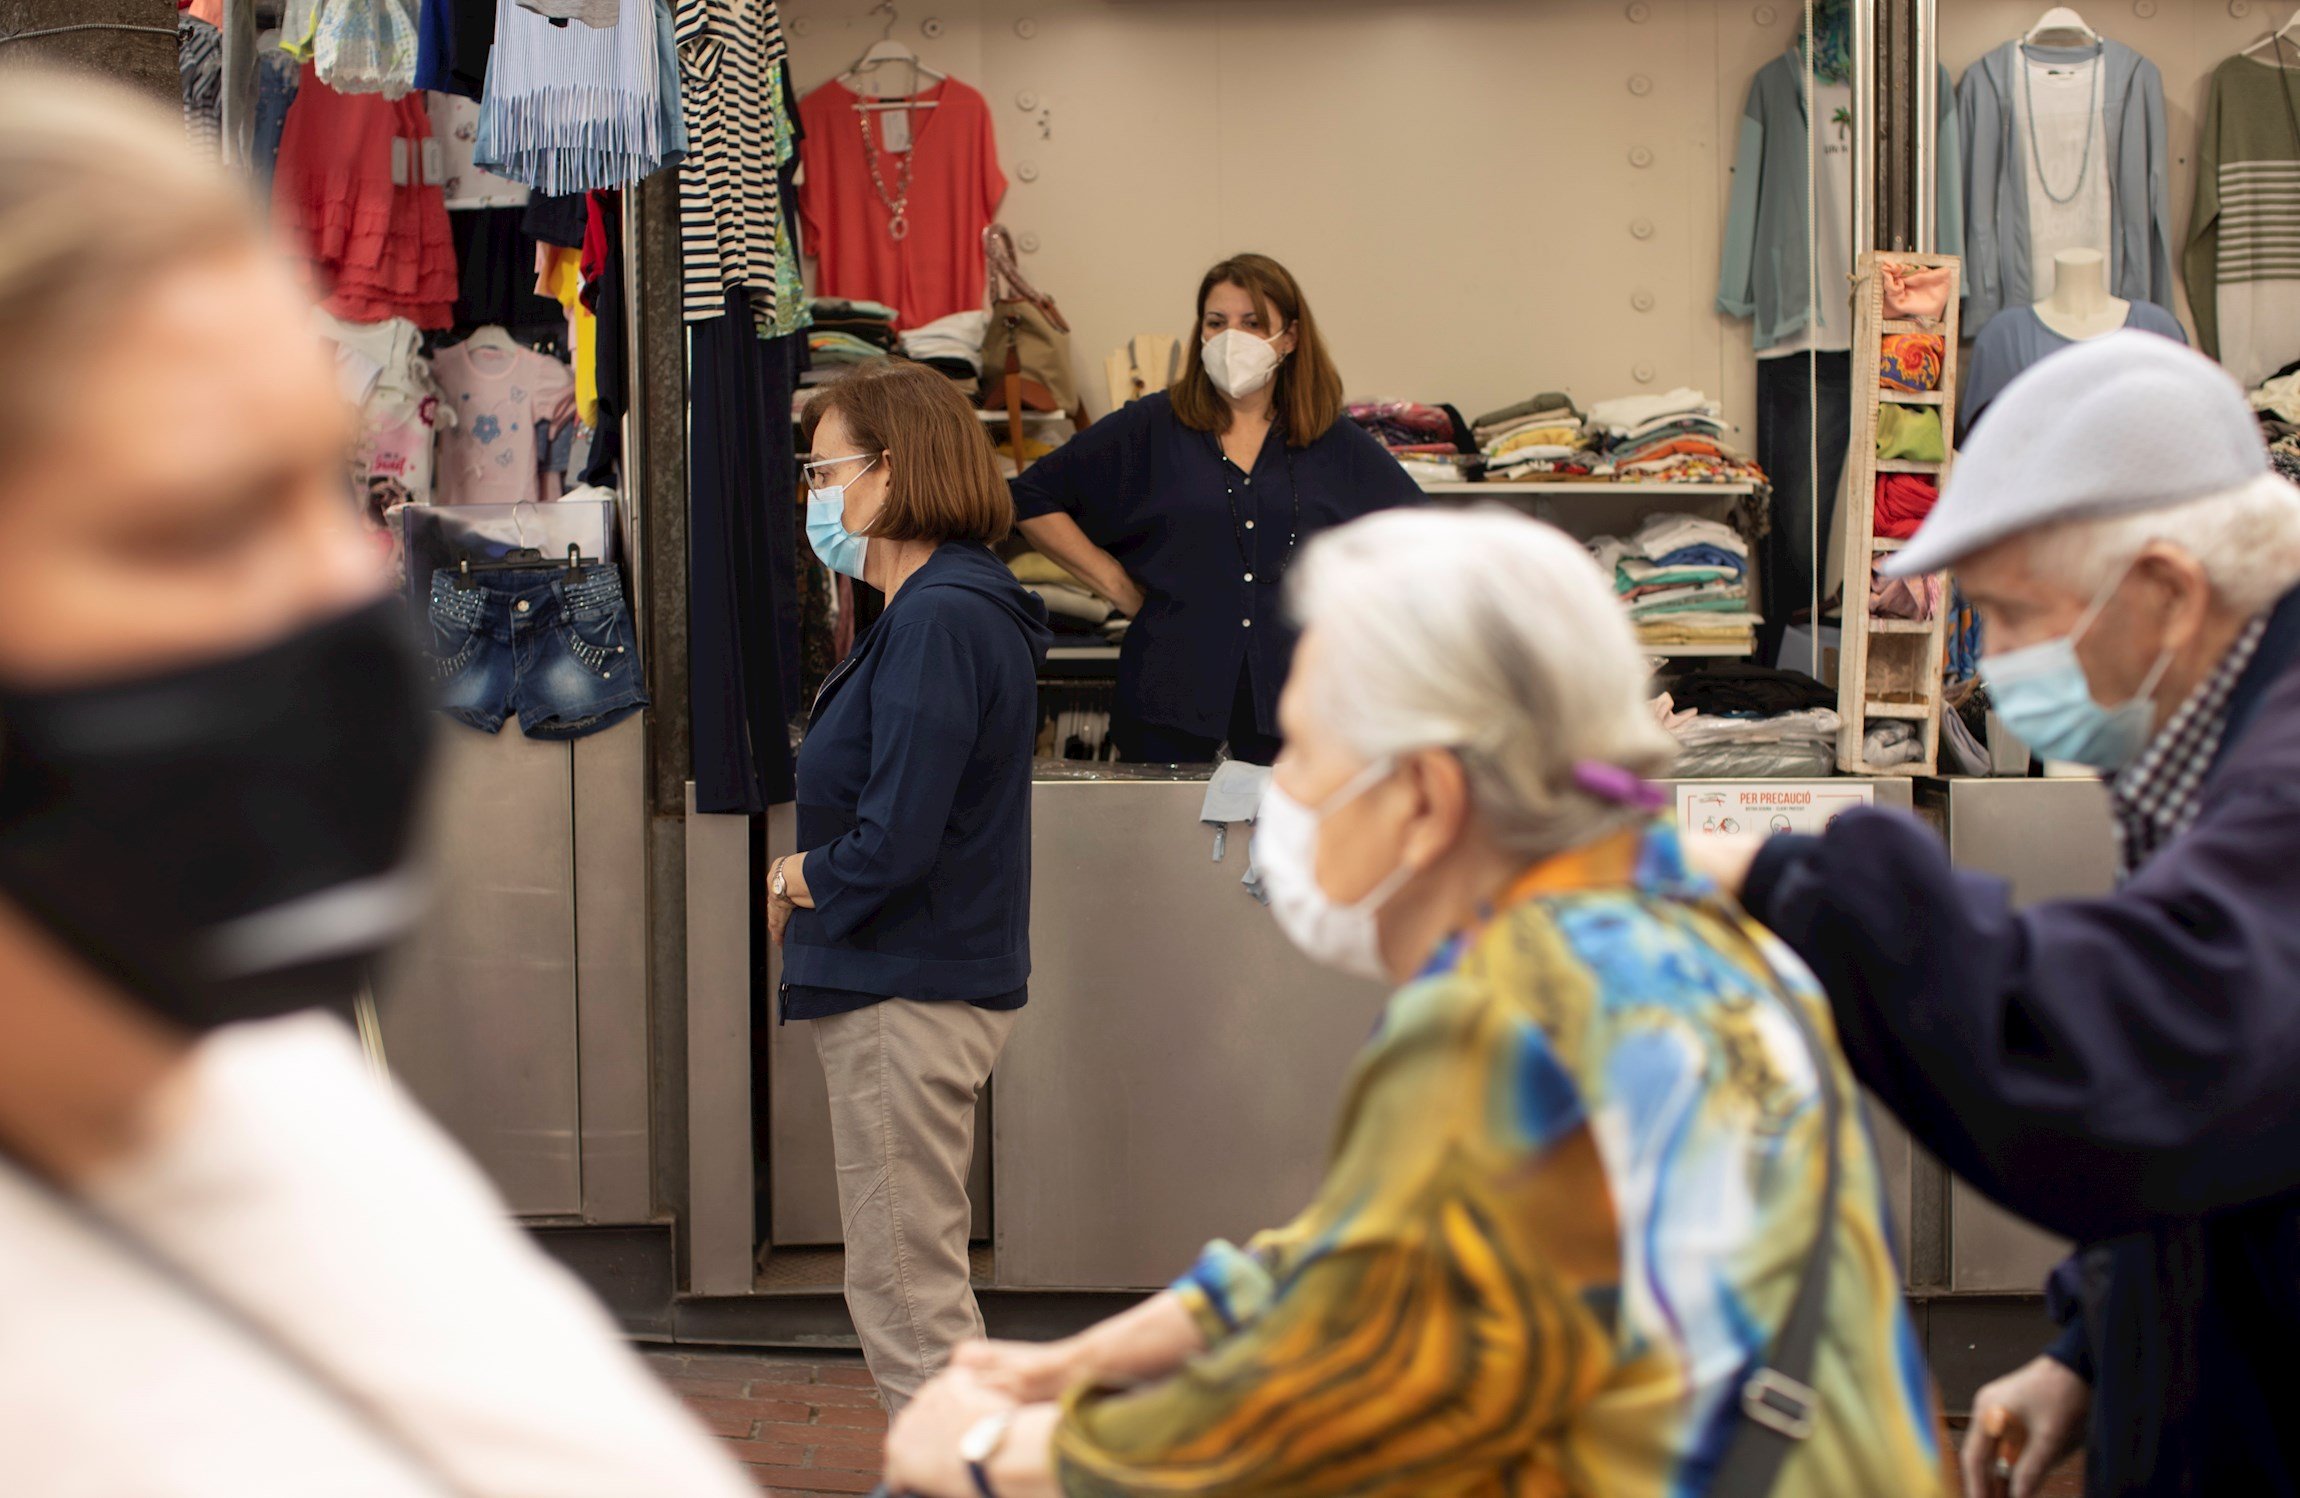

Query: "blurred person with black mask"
left=0, top=70, right=754, bottom=1497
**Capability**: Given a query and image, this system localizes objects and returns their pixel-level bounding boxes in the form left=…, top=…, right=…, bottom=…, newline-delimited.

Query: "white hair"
left=2024, top=472, right=2300, bottom=615
left=1286, top=506, right=1675, bottom=861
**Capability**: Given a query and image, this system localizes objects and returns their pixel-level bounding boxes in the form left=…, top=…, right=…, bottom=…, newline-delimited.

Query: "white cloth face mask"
left=1253, top=758, right=1414, bottom=982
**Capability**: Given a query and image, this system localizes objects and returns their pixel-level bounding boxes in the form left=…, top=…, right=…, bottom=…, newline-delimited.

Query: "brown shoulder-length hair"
left=800, top=359, right=1013, bottom=545
left=1168, top=253, right=1344, bottom=448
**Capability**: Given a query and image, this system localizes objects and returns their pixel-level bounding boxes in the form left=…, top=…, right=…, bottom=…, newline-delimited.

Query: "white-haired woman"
left=877, top=508, right=1951, bottom=1497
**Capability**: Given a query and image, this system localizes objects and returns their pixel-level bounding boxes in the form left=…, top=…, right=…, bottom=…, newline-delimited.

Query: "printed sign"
left=1675, top=781, right=1876, bottom=841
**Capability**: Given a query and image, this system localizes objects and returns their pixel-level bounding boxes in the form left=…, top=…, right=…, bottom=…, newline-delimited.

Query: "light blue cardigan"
left=1716, top=50, right=1964, bottom=352
left=1956, top=39, right=2176, bottom=337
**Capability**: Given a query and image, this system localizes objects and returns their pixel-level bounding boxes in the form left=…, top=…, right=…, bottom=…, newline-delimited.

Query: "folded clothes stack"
left=1586, top=388, right=1766, bottom=485
left=1590, top=512, right=1759, bottom=651
left=1874, top=473, right=1940, bottom=539
left=807, top=298, right=900, bottom=370
left=899, top=310, right=989, bottom=389
left=1473, top=392, right=1597, bottom=482
left=1010, top=551, right=1126, bottom=643
left=1654, top=663, right=1841, bottom=777
left=1347, top=401, right=1475, bottom=486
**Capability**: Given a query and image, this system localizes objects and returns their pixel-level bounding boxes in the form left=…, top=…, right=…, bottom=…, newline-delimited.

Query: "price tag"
left=883, top=107, right=913, bottom=153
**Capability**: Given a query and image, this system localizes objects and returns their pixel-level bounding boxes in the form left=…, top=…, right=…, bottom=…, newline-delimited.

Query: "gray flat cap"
left=1883, top=330, right=2266, bottom=577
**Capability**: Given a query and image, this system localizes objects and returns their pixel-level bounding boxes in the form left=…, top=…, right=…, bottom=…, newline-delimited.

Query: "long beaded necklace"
left=858, top=106, right=915, bottom=242
left=2021, top=47, right=2101, bottom=207
left=1208, top=424, right=1301, bottom=578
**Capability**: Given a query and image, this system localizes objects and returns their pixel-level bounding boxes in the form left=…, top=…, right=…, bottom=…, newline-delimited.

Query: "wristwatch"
left=770, top=856, right=791, bottom=902
left=958, top=1408, right=1017, bottom=1498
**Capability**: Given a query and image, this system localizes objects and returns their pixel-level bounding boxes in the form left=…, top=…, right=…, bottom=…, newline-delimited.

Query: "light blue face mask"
left=803, top=454, right=880, bottom=581
left=1979, top=561, right=2175, bottom=771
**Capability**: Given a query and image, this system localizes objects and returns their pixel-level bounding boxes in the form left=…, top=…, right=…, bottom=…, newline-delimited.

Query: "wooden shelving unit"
left=1837, top=251, right=1962, bottom=774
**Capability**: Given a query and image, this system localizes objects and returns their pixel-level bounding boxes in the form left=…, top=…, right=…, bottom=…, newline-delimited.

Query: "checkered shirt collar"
left=2110, top=613, right=2270, bottom=879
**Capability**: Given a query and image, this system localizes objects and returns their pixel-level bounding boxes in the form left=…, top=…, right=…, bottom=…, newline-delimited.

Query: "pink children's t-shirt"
left=431, top=340, right=575, bottom=506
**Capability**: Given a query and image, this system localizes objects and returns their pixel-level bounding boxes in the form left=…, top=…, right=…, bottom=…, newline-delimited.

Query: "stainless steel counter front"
left=983, top=773, right=1916, bottom=1292
left=1917, top=776, right=2115, bottom=1295
left=994, top=775, right=1385, bottom=1289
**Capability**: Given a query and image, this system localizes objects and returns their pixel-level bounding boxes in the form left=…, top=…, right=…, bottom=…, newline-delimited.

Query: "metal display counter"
left=375, top=715, right=652, bottom=1226
left=752, top=770, right=1919, bottom=1295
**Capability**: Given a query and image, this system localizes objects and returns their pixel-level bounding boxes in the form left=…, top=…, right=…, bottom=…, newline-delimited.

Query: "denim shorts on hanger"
left=426, top=564, right=648, bottom=740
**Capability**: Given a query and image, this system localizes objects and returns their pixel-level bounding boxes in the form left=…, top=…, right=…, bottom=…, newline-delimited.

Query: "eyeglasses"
left=799, top=451, right=884, bottom=491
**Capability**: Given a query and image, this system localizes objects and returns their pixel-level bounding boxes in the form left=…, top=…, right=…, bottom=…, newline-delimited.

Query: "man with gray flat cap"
left=1698, top=331, right=2300, bottom=1498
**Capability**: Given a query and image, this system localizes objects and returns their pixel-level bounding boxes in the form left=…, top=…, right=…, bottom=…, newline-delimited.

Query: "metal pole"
left=1852, top=0, right=1875, bottom=264
left=1915, top=0, right=1938, bottom=251
left=217, top=0, right=257, bottom=169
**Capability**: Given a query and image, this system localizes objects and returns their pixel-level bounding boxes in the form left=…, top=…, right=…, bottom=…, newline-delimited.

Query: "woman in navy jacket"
left=1011, top=253, right=1419, bottom=764
left=768, top=360, right=1051, bottom=1413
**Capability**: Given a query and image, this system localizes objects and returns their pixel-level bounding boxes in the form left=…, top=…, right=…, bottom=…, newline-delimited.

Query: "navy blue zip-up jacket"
left=1744, top=585, right=2300, bottom=1497
left=782, top=542, right=1051, bottom=1017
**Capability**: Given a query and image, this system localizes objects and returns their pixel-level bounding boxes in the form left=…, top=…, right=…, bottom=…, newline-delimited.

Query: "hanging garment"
left=2186, top=52, right=2300, bottom=386
left=179, top=15, right=223, bottom=153
left=797, top=75, right=1005, bottom=329
left=537, top=244, right=599, bottom=427
left=1719, top=50, right=1963, bottom=352
left=1754, top=350, right=1850, bottom=661
left=2017, top=48, right=2112, bottom=291
left=449, top=207, right=562, bottom=331
left=1762, top=74, right=1855, bottom=359
left=474, top=0, right=670, bottom=194
left=313, top=0, right=422, bottom=97
left=688, top=293, right=801, bottom=812
left=252, top=36, right=301, bottom=194
left=674, top=0, right=790, bottom=329
left=431, top=339, right=576, bottom=505
left=517, top=0, right=620, bottom=27
left=1960, top=301, right=2186, bottom=435
left=272, top=68, right=457, bottom=327
left=1959, top=39, right=2176, bottom=337
left=428, top=93, right=529, bottom=208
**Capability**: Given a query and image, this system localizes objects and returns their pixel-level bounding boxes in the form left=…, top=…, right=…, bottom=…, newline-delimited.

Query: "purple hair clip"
left=1573, top=760, right=1668, bottom=812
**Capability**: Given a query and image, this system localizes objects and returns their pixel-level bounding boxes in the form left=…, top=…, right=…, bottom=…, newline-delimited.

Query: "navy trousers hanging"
left=1755, top=350, right=1851, bottom=665
left=688, top=290, right=800, bottom=813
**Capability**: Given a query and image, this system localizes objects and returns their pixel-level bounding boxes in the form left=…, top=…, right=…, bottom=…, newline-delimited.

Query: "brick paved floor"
left=649, top=1347, right=2086, bottom=1497
left=647, top=1349, right=885, bottom=1496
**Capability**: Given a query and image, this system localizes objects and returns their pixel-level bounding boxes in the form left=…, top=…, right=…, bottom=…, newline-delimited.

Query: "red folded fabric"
left=1875, top=473, right=1939, bottom=540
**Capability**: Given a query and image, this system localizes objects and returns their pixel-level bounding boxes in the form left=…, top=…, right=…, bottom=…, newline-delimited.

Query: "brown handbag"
left=980, top=226, right=1085, bottom=465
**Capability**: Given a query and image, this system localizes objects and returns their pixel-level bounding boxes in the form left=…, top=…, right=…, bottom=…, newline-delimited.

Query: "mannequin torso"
left=2033, top=247, right=2128, bottom=340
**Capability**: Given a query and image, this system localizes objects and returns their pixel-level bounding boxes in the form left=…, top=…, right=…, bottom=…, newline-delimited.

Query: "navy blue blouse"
left=1011, top=393, right=1421, bottom=739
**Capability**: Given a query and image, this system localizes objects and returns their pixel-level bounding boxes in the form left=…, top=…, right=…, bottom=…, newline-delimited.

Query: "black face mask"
left=0, top=598, right=434, bottom=1031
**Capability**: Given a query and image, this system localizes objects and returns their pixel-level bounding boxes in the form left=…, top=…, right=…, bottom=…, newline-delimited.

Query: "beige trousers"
left=810, top=999, right=1018, bottom=1414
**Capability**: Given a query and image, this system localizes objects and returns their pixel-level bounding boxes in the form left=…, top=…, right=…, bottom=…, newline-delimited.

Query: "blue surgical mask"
left=804, top=456, right=879, bottom=581
left=1980, top=562, right=2175, bottom=771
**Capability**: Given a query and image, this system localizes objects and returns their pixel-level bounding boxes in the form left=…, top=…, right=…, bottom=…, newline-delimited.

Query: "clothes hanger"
left=2022, top=6, right=2100, bottom=44
left=2243, top=6, right=2300, bottom=56
left=843, top=1, right=944, bottom=111
left=461, top=324, right=521, bottom=356
left=450, top=503, right=595, bottom=588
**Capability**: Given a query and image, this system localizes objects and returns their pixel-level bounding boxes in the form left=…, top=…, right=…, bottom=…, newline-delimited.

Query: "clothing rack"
left=1836, top=250, right=1963, bottom=773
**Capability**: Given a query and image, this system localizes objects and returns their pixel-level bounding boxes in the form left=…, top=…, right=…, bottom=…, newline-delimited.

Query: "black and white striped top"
left=675, top=0, right=789, bottom=326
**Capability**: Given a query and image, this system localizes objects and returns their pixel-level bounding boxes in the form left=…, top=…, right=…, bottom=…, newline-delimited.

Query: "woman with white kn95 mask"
left=1012, top=253, right=1421, bottom=765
